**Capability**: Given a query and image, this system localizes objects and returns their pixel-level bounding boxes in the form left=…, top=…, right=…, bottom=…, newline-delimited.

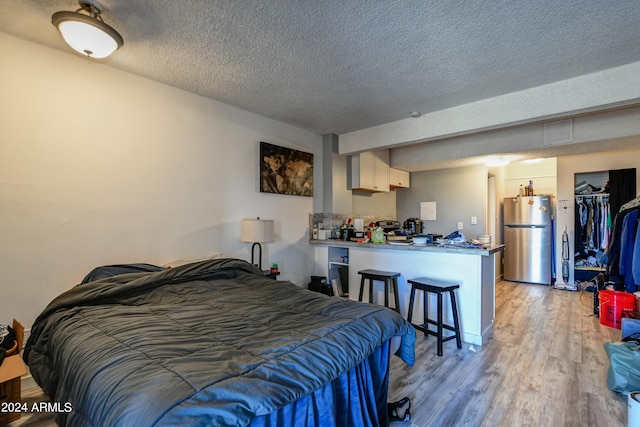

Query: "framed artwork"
left=260, top=141, right=313, bottom=196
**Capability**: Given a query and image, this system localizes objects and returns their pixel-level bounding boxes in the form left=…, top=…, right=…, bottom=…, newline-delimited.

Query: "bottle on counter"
left=528, top=180, right=534, bottom=196
left=519, top=184, right=524, bottom=197
left=312, top=225, right=318, bottom=240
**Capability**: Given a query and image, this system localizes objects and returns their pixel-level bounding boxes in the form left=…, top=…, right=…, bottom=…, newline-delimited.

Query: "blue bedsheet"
left=25, top=258, right=415, bottom=426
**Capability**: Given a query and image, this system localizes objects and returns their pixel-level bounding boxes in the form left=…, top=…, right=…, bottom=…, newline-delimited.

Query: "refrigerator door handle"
left=506, top=224, right=549, bottom=228
left=505, top=224, right=550, bottom=228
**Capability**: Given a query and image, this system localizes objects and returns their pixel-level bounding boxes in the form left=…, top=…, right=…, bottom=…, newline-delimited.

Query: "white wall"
left=0, top=32, right=323, bottom=328
left=504, top=158, right=557, bottom=197
left=556, top=148, right=640, bottom=284
left=321, top=135, right=352, bottom=214
left=352, top=190, right=396, bottom=217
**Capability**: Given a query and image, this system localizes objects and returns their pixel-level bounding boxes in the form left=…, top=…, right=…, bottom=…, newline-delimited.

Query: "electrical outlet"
left=471, top=216, right=477, bottom=225
left=457, top=222, right=464, bottom=230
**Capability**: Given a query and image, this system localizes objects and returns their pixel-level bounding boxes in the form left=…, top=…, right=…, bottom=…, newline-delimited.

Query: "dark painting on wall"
left=260, top=141, right=313, bottom=196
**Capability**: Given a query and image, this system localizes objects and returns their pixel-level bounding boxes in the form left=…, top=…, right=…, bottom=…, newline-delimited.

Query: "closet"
left=574, top=172, right=610, bottom=279
left=574, top=168, right=637, bottom=288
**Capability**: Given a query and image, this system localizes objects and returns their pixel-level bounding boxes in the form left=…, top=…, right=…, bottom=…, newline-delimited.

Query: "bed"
left=24, top=258, right=415, bottom=426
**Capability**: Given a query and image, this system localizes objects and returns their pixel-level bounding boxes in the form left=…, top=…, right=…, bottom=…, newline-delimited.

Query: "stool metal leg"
left=450, top=290, right=462, bottom=349
left=358, top=275, right=365, bottom=302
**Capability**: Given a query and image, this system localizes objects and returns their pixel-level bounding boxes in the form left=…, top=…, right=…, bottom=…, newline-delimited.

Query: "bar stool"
left=407, top=277, right=462, bottom=356
left=357, top=269, right=401, bottom=313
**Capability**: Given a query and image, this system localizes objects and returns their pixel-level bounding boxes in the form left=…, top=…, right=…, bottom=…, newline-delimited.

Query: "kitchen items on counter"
left=376, top=220, right=401, bottom=233
left=371, top=227, right=385, bottom=243
left=477, top=234, right=491, bottom=244
left=310, top=216, right=493, bottom=249
left=439, top=231, right=490, bottom=249
left=340, top=225, right=355, bottom=241
left=444, top=231, right=466, bottom=242
left=403, top=218, right=422, bottom=235
left=338, top=218, right=371, bottom=242
left=412, top=235, right=428, bottom=245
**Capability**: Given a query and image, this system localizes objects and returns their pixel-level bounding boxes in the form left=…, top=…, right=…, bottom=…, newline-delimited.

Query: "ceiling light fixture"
left=52, top=0, right=124, bottom=59
left=410, top=111, right=422, bottom=118
left=486, top=156, right=511, bottom=167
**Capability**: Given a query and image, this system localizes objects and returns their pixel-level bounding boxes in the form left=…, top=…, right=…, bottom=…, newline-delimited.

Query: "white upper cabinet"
left=349, top=150, right=390, bottom=192
left=389, top=168, right=410, bottom=189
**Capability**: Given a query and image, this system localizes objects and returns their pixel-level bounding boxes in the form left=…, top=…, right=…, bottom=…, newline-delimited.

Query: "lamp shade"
left=240, top=219, right=275, bottom=243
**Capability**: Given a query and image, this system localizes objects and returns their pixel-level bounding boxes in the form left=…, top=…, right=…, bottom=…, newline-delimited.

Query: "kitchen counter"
left=310, top=239, right=504, bottom=255
left=312, top=240, right=504, bottom=346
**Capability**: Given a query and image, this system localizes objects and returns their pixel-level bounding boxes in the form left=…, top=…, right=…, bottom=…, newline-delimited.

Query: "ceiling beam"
left=390, top=106, right=640, bottom=172
left=338, top=61, right=640, bottom=156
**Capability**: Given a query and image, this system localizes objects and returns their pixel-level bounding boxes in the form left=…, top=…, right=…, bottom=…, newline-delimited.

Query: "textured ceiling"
left=1, top=0, right=640, bottom=136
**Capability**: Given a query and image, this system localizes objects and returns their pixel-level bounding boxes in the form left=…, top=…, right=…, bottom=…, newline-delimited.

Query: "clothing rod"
left=575, top=194, right=609, bottom=201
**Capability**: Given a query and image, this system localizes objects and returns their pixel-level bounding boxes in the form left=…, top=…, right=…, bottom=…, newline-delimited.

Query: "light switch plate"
left=457, top=222, right=463, bottom=230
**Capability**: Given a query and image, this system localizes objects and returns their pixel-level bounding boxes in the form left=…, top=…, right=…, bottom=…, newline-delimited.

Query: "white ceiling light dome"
left=485, top=156, right=511, bottom=167
left=52, top=0, right=123, bottom=59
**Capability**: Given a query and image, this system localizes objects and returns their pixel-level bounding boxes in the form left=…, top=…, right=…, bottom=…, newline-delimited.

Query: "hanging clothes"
left=592, top=167, right=637, bottom=287
left=633, top=220, right=640, bottom=285
left=604, top=195, right=640, bottom=291
left=575, top=198, right=586, bottom=257
left=601, top=199, right=610, bottom=250
left=575, top=195, right=611, bottom=266
left=619, top=209, right=639, bottom=291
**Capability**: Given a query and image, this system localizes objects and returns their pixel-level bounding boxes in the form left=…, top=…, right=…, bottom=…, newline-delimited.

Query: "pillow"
left=80, top=263, right=165, bottom=284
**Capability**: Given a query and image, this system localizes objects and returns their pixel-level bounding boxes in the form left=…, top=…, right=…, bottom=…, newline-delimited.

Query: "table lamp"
left=240, top=218, right=275, bottom=270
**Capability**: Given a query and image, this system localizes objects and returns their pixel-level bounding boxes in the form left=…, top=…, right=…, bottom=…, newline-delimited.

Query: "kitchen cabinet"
left=389, top=168, right=410, bottom=189
left=349, top=150, right=390, bottom=192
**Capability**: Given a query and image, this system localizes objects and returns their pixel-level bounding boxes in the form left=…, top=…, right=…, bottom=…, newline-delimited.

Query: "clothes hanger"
left=620, top=194, right=640, bottom=211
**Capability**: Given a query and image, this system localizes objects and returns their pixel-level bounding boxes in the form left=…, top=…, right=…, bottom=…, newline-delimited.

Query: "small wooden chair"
left=407, top=277, right=462, bottom=356
left=357, top=269, right=401, bottom=313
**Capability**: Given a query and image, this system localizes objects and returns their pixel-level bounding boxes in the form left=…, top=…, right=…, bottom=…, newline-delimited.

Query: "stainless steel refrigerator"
left=503, top=196, right=552, bottom=285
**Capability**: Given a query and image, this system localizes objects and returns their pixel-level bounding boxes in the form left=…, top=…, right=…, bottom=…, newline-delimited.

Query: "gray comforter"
left=25, top=258, right=415, bottom=426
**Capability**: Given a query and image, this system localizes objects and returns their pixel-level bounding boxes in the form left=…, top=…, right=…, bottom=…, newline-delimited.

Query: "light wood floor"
left=9, top=281, right=627, bottom=426
left=388, top=280, right=627, bottom=426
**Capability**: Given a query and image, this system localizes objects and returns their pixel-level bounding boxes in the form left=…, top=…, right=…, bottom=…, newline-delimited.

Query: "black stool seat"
left=407, top=277, right=462, bottom=356
left=357, top=269, right=401, bottom=313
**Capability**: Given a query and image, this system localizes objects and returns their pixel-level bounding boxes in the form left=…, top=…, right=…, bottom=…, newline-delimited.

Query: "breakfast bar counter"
left=310, top=239, right=504, bottom=255
left=311, top=239, right=504, bottom=346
